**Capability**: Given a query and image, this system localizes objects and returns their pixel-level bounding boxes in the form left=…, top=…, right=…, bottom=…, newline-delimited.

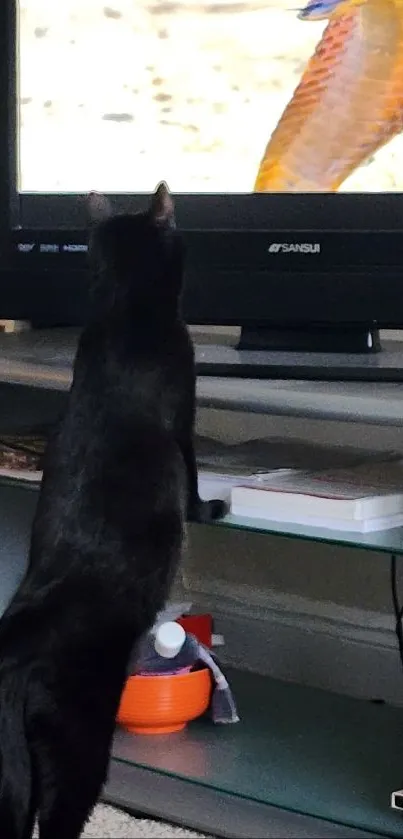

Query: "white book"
left=230, top=461, right=403, bottom=524
left=230, top=504, right=403, bottom=533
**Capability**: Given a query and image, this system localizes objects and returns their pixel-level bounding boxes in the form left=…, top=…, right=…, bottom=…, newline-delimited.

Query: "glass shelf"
left=3, top=476, right=403, bottom=556
left=112, top=669, right=403, bottom=838
left=213, top=513, right=403, bottom=556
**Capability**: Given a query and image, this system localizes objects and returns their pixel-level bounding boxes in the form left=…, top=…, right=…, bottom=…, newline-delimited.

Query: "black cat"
left=0, top=183, right=227, bottom=839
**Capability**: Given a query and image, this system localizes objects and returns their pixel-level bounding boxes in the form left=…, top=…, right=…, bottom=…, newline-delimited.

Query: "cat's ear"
left=150, top=182, right=176, bottom=229
left=86, top=192, right=113, bottom=224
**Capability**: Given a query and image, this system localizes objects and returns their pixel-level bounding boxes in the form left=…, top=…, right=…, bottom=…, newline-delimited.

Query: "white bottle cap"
left=154, top=621, right=186, bottom=659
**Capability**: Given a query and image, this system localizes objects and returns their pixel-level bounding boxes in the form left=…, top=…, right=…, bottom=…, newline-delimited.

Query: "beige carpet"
left=82, top=804, right=212, bottom=837
left=33, top=804, right=212, bottom=837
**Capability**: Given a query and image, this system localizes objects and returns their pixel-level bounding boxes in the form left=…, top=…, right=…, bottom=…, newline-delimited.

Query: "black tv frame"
left=2, top=0, right=403, bottom=352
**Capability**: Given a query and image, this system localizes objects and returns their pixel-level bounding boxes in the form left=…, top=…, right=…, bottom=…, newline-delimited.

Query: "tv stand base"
left=237, top=326, right=381, bottom=354
left=194, top=339, right=403, bottom=382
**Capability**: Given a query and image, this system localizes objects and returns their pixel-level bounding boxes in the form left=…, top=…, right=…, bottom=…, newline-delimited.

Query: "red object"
left=176, top=614, right=213, bottom=647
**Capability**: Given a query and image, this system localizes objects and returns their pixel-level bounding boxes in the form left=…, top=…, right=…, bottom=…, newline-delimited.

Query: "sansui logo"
left=268, top=242, right=321, bottom=254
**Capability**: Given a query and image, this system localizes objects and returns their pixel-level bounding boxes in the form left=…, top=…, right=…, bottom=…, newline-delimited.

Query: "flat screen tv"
left=1, top=0, right=403, bottom=379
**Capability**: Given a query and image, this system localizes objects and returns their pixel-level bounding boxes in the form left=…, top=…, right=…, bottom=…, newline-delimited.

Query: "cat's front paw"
left=189, top=498, right=228, bottom=523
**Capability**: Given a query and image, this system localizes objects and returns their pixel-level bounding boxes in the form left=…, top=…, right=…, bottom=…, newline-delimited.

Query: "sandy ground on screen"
left=19, top=0, right=403, bottom=193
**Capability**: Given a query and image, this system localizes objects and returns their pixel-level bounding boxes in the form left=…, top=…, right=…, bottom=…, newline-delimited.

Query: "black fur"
left=0, top=183, right=226, bottom=839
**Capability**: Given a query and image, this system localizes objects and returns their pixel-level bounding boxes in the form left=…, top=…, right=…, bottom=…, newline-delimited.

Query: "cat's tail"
left=0, top=670, right=36, bottom=839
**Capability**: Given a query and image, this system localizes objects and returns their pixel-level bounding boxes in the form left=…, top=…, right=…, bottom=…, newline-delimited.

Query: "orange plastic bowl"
left=116, top=667, right=212, bottom=735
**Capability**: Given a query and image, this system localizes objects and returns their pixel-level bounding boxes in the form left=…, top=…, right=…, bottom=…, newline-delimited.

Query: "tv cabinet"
left=0, top=328, right=403, bottom=838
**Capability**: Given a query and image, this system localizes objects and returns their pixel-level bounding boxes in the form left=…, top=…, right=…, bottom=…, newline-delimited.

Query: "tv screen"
left=18, top=0, right=403, bottom=195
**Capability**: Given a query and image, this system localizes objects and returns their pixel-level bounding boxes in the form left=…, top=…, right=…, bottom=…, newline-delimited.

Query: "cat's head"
left=86, top=182, right=183, bottom=315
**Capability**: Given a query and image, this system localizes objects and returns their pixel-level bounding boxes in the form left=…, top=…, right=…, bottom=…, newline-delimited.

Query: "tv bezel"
left=2, top=0, right=403, bottom=332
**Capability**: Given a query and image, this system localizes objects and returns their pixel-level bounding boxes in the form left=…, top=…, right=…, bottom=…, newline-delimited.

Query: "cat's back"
left=71, top=316, right=193, bottom=427
left=31, top=316, right=189, bottom=560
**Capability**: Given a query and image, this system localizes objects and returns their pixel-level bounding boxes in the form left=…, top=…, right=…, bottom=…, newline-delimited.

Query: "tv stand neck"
left=237, top=326, right=381, bottom=355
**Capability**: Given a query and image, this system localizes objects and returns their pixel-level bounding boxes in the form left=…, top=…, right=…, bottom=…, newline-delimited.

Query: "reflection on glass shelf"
left=214, top=513, right=403, bottom=555
left=0, top=475, right=40, bottom=493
